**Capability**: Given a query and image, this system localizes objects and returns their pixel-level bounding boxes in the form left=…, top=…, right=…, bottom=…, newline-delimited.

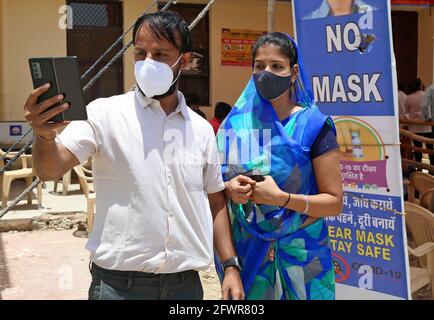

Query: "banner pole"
left=268, top=0, right=276, bottom=32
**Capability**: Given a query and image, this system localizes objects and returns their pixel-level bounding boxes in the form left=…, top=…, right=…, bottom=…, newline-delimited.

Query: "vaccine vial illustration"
left=351, top=130, right=364, bottom=159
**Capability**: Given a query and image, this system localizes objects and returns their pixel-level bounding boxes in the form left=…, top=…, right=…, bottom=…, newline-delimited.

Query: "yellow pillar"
left=123, top=0, right=157, bottom=92
left=432, top=11, right=434, bottom=85
left=268, top=0, right=276, bottom=33
left=0, top=0, right=7, bottom=120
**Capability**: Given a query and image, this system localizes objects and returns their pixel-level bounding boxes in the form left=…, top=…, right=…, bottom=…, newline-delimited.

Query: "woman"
left=215, top=33, right=343, bottom=300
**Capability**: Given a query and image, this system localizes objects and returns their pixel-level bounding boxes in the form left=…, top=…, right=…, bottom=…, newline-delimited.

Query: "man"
left=304, top=0, right=373, bottom=19
left=209, top=102, right=232, bottom=135
left=398, top=81, right=413, bottom=167
left=422, top=84, right=434, bottom=123
left=422, top=83, right=434, bottom=165
left=23, top=11, right=244, bottom=300
left=398, top=81, right=408, bottom=122
left=405, top=78, right=432, bottom=164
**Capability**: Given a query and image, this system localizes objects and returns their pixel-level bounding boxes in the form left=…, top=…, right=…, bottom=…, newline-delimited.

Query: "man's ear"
left=180, top=52, right=192, bottom=70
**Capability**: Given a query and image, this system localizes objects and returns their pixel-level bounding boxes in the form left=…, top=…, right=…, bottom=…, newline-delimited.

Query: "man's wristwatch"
left=221, top=256, right=243, bottom=272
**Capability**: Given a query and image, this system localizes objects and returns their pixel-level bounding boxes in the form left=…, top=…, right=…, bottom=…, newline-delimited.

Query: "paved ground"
left=0, top=230, right=90, bottom=300
left=0, top=179, right=222, bottom=300
left=1, top=179, right=87, bottom=222
left=2, top=229, right=431, bottom=300
left=0, top=230, right=221, bottom=300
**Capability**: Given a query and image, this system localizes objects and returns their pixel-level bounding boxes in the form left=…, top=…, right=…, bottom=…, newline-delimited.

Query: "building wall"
left=0, top=0, right=5, bottom=120
left=0, top=0, right=66, bottom=121
left=123, top=0, right=156, bottom=93
left=121, top=0, right=293, bottom=119
left=418, top=8, right=434, bottom=87
left=0, top=1, right=433, bottom=121
left=207, top=0, right=293, bottom=119
left=0, top=0, right=159, bottom=121
left=122, top=2, right=433, bottom=118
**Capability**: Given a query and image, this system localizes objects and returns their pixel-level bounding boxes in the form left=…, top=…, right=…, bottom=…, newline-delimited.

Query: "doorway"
left=391, top=11, right=419, bottom=93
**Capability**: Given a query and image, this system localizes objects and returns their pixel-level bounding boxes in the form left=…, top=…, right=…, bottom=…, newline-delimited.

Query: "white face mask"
left=134, top=54, right=183, bottom=98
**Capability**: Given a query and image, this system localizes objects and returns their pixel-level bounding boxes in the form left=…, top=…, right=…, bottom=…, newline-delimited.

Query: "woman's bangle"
left=301, top=194, right=310, bottom=214
left=280, top=192, right=291, bottom=208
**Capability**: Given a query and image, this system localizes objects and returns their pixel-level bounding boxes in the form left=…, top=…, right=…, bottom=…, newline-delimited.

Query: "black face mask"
left=253, top=71, right=292, bottom=101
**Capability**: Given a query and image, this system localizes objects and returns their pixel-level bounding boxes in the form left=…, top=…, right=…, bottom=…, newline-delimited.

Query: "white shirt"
left=405, top=90, right=432, bottom=133
left=422, top=85, right=434, bottom=121
left=398, top=90, right=408, bottom=129
left=398, top=90, right=407, bottom=119
left=57, top=88, right=225, bottom=273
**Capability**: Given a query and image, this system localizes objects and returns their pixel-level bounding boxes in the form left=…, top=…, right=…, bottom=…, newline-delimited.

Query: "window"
left=67, top=0, right=124, bottom=103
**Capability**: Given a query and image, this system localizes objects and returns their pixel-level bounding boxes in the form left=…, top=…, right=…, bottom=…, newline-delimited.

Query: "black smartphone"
left=28, top=57, right=88, bottom=122
left=249, top=175, right=265, bottom=182
left=242, top=170, right=265, bottom=182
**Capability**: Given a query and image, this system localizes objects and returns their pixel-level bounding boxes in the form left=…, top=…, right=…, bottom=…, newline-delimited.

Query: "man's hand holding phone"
left=24, top=83, right=71, bottom=141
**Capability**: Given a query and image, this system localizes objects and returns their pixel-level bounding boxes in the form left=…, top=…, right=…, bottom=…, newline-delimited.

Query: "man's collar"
left=135, top=86, right=190, bottom=119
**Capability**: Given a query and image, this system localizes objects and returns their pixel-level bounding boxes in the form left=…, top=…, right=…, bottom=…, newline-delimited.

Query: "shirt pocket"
left=181, top=162, right=204, bottom=192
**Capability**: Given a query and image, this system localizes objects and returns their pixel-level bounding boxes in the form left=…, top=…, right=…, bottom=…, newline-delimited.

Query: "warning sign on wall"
left=221, top=28, right=266, bottom=67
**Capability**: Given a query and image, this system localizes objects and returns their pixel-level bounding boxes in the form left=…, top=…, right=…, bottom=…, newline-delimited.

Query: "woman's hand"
left=250, top=176, right=288, bottom=206
left=225, top=175, right=256, bottom=204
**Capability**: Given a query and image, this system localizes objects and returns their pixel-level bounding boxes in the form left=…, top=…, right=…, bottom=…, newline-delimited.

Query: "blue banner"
left=293, top=0, right=410, bottom=299
left=294, top=0, right=394, bottom=116
left=325, top=193, right=408, bottom=299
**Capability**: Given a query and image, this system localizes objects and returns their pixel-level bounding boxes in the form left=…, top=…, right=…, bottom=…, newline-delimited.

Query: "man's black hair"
left=215, top=102, right=232, bottom=121
left=133, top=10, right=193, bottom=53
left=252, top=32, right=298, bottom=67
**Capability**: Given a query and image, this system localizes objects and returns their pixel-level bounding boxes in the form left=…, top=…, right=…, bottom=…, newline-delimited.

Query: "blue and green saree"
left=215, top=36, right=336, bottom=300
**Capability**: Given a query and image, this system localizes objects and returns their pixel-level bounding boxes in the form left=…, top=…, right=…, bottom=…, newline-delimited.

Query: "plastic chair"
left=420, top=188, right=434, bottom=212
left=404, top=202, right=434, bottom=298
left=408, top=171, right=434, bottom=204
left=73, top=164, right=95, bottom=233
left=53, top=170, right=71, bottom=195
left=0, top=149, right=42, bottom=209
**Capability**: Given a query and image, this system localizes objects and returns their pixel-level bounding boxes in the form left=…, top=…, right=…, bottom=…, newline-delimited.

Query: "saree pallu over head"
left=215, top=35, right=336, bottom=300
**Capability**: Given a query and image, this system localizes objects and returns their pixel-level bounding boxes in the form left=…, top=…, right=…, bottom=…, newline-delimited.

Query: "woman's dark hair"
left=252, top=32, right=298, bottom=67
left=132, top=10, right=193, bottom=53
